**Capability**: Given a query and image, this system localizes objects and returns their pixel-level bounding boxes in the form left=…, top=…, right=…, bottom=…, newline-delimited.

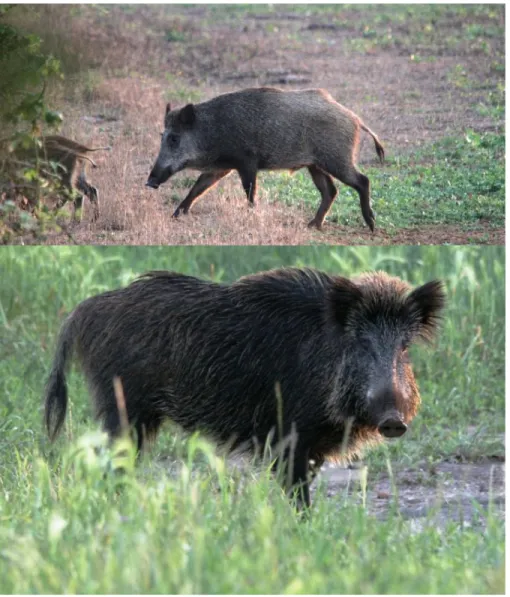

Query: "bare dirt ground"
left=319, top=460, right=505, bottom=530
left=157, top=450, right=505, bottom=530
left=19, top=4, right=503, bottom=246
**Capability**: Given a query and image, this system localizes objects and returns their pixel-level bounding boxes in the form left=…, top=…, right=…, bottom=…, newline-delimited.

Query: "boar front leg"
left=173, top=170, right=231, bottom=218
left=289, top=446, right=312, bottom=509
left=308, top=454, right=325, bottom=482
left=274, top=443, right=312, bottom=509
left=307, top=165, right=338, bottom=230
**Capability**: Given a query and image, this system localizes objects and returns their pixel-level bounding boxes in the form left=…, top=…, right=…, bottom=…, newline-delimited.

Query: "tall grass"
left=0, top=245, right=505, bottom=593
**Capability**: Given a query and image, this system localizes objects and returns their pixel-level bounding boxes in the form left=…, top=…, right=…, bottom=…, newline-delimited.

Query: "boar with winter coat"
left=44, top=267, right=445, bottom=507
left=146, top=88, right=385, bottom=231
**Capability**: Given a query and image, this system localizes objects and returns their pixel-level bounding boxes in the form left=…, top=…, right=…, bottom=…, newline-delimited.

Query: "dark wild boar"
left=146, top=88, right=384, bottom=231
left=44, top=267, right=445, bottom=507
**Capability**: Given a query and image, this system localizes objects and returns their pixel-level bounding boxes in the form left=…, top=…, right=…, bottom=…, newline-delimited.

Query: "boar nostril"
left=378, top=419, right=407, bottom=438
left=145, top=180, right=159, bottom=189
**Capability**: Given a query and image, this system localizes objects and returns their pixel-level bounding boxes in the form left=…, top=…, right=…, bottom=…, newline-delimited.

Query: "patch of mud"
left=317, top=461, right=505, bottom=530
left=153, top=449, right=504, bottom=532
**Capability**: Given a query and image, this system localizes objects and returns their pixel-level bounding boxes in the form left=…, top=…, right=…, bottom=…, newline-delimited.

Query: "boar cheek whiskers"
left=326, top=355, right=356, bottom=425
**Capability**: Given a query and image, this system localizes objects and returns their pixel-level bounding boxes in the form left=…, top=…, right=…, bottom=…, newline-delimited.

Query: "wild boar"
left=146, top=88, right=384, bottom=231
left=12, top=135, right=110, bottom=221
left=44, top=267, right=445, bottom=506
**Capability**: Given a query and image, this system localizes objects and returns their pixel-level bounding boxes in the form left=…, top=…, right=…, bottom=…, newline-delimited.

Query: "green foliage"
left=0, top=10, right=68, bottom=243
left=261, top=132, right=504, bottom=230
left=0, top=433, right=504, bottom=593
left=0, top=246, right=504, bottom=593
left=165, top=28, right=187, bottom=43
left=0, top=129, right=72, bottom=244
left=209, top=4, right=504, bottom=58
left=0, top=20, right=61, bottom=124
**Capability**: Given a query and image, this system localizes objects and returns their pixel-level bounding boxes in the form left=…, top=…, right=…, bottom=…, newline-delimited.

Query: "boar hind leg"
left=324, top=164, right=375, bottom=232
left=72, top=195, right=85, bottom=222
left=350, top=172, right=375, bottom=232
left=237, top=166, right=258, bottom=206
left=87, top=187, right=100, bottom=223
left=76, top=173, right=100, bottom=223
left=102, top=403, right=161, bottom=454
left=173, top=170, right=230, bottom=218
left=135, top=416, right=163, bottom=453
left=307, top=165, right=338, bottom=230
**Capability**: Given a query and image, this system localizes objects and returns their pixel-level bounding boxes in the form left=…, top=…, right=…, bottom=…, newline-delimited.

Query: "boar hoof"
left=307, top=218, right=323, bottom=231
left=364, top=209, right=376, bottom=233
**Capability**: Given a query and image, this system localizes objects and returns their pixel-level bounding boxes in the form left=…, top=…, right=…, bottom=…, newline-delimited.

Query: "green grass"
left=207, top=4, right=503, bottom=56
left=1, top=4, right=503, bottom=240
left=261, top=131, right=505, bottom=230
left=0, top=246, right=505, bottom=593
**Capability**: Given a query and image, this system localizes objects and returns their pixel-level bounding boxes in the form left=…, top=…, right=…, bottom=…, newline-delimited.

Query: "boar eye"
left=167, top=133, right=180, bottom=148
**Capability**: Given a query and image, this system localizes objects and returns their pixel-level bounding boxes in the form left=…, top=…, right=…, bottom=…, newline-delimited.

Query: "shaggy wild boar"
left=146, top=88, right=384, bottom=231
left=44, top=267, right=445, bottom=507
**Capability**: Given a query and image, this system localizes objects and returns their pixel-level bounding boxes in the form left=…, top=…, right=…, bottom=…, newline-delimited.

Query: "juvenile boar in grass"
left=11, top=135, right=110, bottom=221
left=146, top=87, right=384, bottom=231
left=44, top=267, right=445, bottom=507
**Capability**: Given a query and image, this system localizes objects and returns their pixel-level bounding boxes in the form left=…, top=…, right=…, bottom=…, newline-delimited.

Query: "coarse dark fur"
left=146, top=87, right=384, bottom=231
left=44, top=267, right=445, bottom=507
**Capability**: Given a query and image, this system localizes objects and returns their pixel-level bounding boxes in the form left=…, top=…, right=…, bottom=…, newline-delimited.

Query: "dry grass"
left=49, top=76, right=334, bottom=245
left=3, top=4, right=504, bottom=245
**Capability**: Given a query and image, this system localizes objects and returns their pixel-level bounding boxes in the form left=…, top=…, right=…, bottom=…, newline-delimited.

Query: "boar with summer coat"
left=146, top=88, right=385, bottom=231
left=11, top=135, right=110, bottom=221
left=44, top=268, right=445, bottom=507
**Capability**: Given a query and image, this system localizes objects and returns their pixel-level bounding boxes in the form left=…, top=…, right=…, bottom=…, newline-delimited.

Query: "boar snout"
left=145, top=177, right=160, bottom=190
left=377, top=415, right=407, bottom=438
left=146, top=163, right=174, bottom=190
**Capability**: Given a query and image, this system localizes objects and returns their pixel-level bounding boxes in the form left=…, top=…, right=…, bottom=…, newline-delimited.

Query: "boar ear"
left=165, top=103, right=171, bottom=116
left=179, top=103, right=196, bottom=126
left=407, top=280, right=446, bottom=342
left=327, top=277, right=363, bottom=327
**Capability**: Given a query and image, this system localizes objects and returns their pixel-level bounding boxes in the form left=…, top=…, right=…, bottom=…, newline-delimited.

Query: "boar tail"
left=86, top=146, right=112, bottom=153
left=360, top=123, right=385, bottom=164
left=79, top=155, right=98, bottom=168
left=44, top=314, right=75, bottom=441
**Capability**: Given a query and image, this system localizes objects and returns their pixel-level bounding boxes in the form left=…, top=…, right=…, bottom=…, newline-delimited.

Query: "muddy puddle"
left=317, top=460, right=505, bottom=530
left=156, top=452, right=504, bottom=531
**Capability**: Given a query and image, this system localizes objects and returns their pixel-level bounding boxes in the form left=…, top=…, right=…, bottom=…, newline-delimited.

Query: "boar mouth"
left=146, top=166, right=174, bottom=189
